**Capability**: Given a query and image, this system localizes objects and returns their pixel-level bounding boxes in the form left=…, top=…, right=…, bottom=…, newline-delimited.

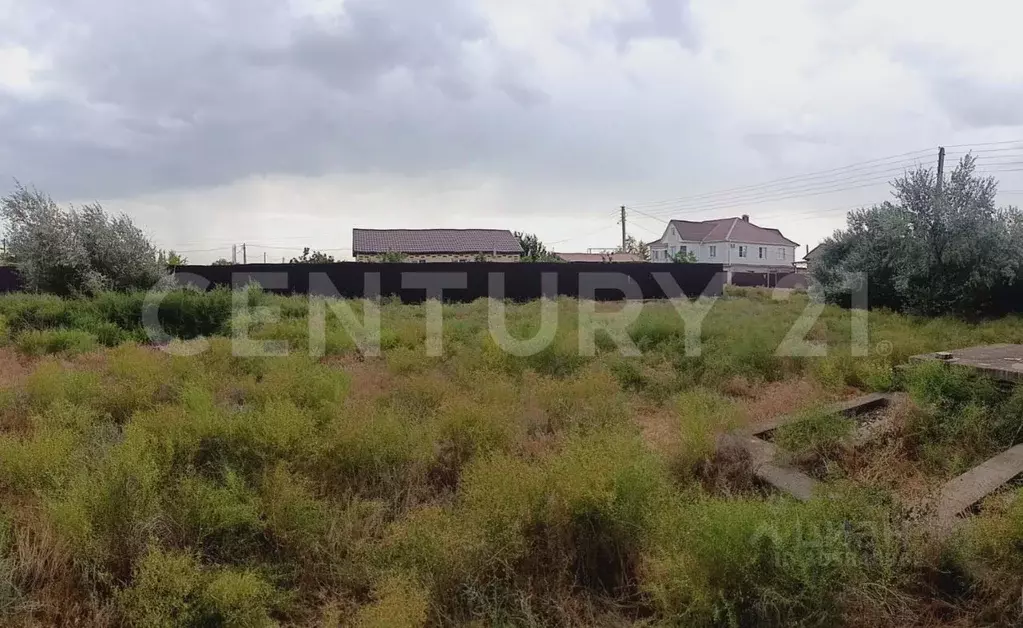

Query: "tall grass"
left=0, top=290, right=1017, bottom=624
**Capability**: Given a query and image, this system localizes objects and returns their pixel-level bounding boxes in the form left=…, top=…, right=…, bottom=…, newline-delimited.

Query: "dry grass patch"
left=740, top=377, right=835, bottom=431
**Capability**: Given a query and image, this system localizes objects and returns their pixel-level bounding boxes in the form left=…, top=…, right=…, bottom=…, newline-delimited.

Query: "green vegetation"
left=0, top=289, right=1019, bottom=625
left=813, top=154, right=1023, bottom=317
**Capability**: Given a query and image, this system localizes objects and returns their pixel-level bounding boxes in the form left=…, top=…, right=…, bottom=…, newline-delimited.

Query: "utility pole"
left=263, top=252, right=267, bottom=264
left=242, top=243, right=247, bottom=265
left=620, top=205, right=627, bottom=251
left=232, top=244, right=237, bottom=264
left=936, top=146, right=946, bottom=195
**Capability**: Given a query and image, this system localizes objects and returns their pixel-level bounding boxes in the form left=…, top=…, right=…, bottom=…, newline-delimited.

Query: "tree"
left=289, top=248, right=336, bottom=264
left=211, top=258, right=233, bottom=266
left=157, top=250, right=188, bottom=266
left=812, top=155, right=1023, bottom=317
left=670, top=250, right=698, bottom=263
left=378, top=251, right=408, bottom=263
left=617, top=235, right=650, bottom=261
left=514, top=232, right=560, bottom=262
left=1, top=183, right=164, bottom=295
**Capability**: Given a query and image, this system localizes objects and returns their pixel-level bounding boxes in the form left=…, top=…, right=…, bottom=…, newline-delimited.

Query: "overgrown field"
left=0, top=288, right=1020, bottom=626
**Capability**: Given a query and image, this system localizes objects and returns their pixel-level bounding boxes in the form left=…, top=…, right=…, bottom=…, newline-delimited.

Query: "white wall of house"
left=649, top=224, right=795, bottom=267
left=717, top=242, right=795, bottom=267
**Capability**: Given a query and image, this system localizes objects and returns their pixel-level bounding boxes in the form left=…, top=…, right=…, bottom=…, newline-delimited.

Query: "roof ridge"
left=722, top=217, right=739, bottom=242
left=353, top=227, right=512, bottom=232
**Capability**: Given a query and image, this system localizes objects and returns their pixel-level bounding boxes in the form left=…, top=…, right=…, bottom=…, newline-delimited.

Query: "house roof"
left=353, top=229, right=523, bottom=254
left=557, top=252, right=643, bottom=262
left=648, top=217, right=798, bottom=247
left=803, top=243, right=825, bottom=260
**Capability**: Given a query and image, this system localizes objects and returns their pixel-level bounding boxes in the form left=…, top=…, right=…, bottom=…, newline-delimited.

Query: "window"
left=709, top=245, right=717, bottom=258
left=653, top=250, right=660, bottom=260
left=777, top=248, right=786, bottom=260
left=738, top=246, right=747, bottom=258
left=680, top=245, right=688, bottom=255
left=758, top=247, right=767, bottom=259
left=669, top=246, right=677, bottom=256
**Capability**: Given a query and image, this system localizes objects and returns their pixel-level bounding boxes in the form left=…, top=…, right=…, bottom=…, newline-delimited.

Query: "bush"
left=119, top=547, right=278, bottom=628
left=171, top=470, right=264, bottom=563
left=904, top=362, right=1017, bottom=474
left=355, top=575, right=430, bottom=628
left=774, top=407, right=854, bottom=459
left=671, top=388, right=742, bottom=481
left=1, top=184, right=164, bottom=295
left=641, top=492, right=907, bottom=626
left=14, top=328, right=97, bottom=356
left=0, top=428, right=80, bottom=494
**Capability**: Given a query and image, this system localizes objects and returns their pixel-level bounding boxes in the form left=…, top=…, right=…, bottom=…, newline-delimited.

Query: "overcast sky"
left=2, top=0, right=1022, bottom=262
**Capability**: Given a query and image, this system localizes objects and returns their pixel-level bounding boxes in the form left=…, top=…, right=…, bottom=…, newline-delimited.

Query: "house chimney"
left=741, top=214, right=750, bottom=222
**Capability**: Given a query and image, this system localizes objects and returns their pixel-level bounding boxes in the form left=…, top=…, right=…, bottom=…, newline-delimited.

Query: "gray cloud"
left=931, top=77, right=1023, bottom=129
left=0, top=0, right=533, bottom=198
left=612, top=0, right=698, bottom=51
left=0, top=0, right=708, bottom=201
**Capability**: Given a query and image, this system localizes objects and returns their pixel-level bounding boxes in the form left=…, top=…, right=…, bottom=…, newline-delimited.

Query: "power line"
left=629, top=221, right=664, bottom=238
left=547, top=223, right=618, bottom=247
left=944, top=138, right=1023, bottom=148
left=627, top=147, right=934, bottom=210
left=946, top=146, right=1023, bottom=156
left=630, top=158, right=931, bottom=217
left=631, top=168, right=911, bottom=219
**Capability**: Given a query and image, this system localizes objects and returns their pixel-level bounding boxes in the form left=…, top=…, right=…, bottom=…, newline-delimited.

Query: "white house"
left=648, top=215, right=798, bottom=276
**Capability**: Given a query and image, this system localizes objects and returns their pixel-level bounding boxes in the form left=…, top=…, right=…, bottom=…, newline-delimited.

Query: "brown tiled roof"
left=651, top=217, right=798, bottom=247
left=557, top=252, right=643, bottom=262
left=353, top=229, right=523, bottom=254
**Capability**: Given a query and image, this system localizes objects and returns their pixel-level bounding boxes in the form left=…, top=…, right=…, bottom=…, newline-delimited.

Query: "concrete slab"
left=756, top=463, right=818, bottom=501
left=910, top=344, right=1023, bottom=383
left=935, top=443, right=1023, bottom=524
left=749, top=392, right=893, bottom=436
left=737, top=435, right=819, bottom=501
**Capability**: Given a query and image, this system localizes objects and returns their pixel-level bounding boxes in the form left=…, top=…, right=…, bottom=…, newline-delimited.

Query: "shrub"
left=641, top=492, right=906, bottom=626
left=774, top=407, right=854, bottom=459
left=118, top=547, right=207, bottom=628
left=540, top=431, right=668, bottom=593
left=355, top=575, right=430, bottom=628
left=1, top=184, right=164, bottom=295
left=0, top=518, right=23, bottom=620
left=171, top=470, right=264, bottom=562
left=15, top=328, right=98, bottom=356
left=904, top=362, right=1015, bottom=473
left=671, top=388, right=743, bottom=481
left=119, top=547, right=278, bottom=628
left=318, top=405, right=437, bottom=500
left=260, top=464, right=328, bottom=560
left=46, top=428, right=165, bottom=581
left=201, top=568, right=277, bottom=628
left=91, top=320, right=129, bottom=347
left=958, top=487, right=1023, bottom=613
left=527, top=368, right=626, bottom=434
left=0, top=428, right=80, bottom=494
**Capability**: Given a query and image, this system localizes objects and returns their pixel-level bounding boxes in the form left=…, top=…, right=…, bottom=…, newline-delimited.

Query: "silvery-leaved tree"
left=812, top=155, right=1023, bottom=317
left=1, top=183, right=165, bottom=295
